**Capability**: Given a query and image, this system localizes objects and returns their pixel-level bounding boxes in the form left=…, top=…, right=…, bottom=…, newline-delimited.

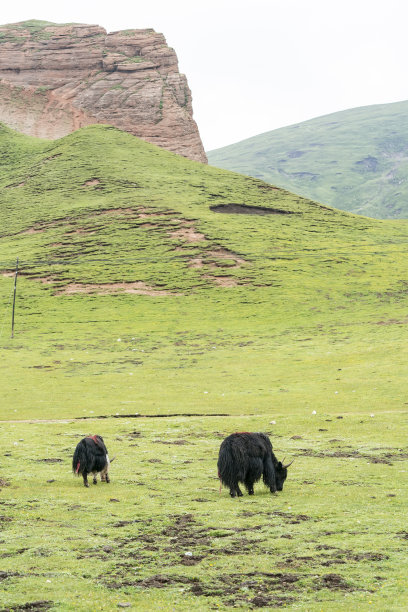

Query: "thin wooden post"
left=11, top=258, right=18, bottom=339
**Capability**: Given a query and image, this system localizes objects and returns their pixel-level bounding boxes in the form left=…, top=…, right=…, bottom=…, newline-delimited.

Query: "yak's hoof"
left=237, top=491, right=243, bottom=497
left=93, top=480, right=97, bottom=485
left=84, top=482, right=89, bottom=488
left=248, top=491, right=254, bottom=495
left=230, top=492, right=236, bottom=498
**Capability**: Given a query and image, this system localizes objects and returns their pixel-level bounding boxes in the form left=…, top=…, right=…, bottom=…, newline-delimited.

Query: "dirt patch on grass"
left=0, top=570, right=18, bottom=582
left=5, top=181, right=26, bottom=188
left=294, top=447, right=404, bottom=464
left=202, top=274, right=240, bottom=287
left=190, top=572, right=299, bottom=607
left=55, top=282, right=181, bottom=296
left=168, top=227, right=206, bottom=242
left=375, top=318, right=408, bottom=325
left=82, top=179, right=101, bottom=187
left=317, top=573, right=355, bottom=591
left=116, top=570, right=298, bottom=608
left=0, top=478, right=10, bottom=487
left=152, top=439, right=189, bottom=445
left=93, top=207, right=134, bottom=216
left=2, top=601, right=53, bottom=611
left=20, top=227, right=45, bottom=235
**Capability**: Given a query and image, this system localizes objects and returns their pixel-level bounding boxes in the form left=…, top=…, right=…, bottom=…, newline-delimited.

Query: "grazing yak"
left=72, top=435, right=112, bottom=487
left=217, top=432, right=293, bottom=497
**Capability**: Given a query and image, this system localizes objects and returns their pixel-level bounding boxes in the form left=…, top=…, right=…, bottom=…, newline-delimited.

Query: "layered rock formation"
left=0, top=20, right=207, bottom=162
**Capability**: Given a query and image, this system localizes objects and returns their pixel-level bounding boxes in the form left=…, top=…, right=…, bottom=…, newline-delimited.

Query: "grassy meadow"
left=1, top=124, right=408, bottom=610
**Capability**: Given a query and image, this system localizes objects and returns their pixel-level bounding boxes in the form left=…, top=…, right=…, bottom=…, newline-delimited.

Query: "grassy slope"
left=207, top=100, right=408, bottom=219
left=1, top=124, right=408, bottom=610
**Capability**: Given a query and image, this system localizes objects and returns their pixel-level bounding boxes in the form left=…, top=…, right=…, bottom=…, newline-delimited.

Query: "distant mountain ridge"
left=0, top=20, right=207, bottom=162
left=208, top=101, right=408, bottom=219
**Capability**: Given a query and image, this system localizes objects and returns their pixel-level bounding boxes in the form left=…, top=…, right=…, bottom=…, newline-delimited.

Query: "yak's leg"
left=93, top=472, right=98, bottom=485
left=229, top=482, right=243, bottom=497
left=82, top=473, right=89, bottom=488
left=100, top=463, right=110, bottom=483
left=245, top=458, right=262, bottom=495
left=244, top=476, right=255, bottom=495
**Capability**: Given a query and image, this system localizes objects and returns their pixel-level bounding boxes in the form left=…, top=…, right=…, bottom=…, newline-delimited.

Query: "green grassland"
left=208, top=100, right=408, bottom=219
left=1, top=123, right=408, bottom=610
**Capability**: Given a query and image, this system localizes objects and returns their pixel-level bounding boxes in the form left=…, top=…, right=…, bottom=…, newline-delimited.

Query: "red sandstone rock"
left=0, top=20, right=207, bottom=162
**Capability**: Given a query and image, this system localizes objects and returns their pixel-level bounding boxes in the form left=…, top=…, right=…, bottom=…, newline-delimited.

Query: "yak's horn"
left=281, top=456, right=286, bottom=465
left=283, top=459, right=294, bottom=468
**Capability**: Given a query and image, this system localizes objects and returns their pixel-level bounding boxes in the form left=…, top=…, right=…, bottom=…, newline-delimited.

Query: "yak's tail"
left=72, top=442, right=87, bottom=476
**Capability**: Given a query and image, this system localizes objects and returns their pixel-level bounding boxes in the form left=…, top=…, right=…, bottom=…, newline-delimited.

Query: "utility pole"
left=11, top=258, right=18, bottom=339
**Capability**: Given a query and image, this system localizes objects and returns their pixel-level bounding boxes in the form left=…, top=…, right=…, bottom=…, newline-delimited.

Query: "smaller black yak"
left=72, top=435, right=112, bottom=488
left=217, top=432, right=292, bottom=497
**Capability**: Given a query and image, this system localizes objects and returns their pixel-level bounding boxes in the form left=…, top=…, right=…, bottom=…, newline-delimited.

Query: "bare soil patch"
left=317, top=573, right=355, bottom=591
left=168, top=227, right=206, bottom=242
left=2, top=601, right=53, bottom=611
left=93, top=207, right=134, bottom=217
left=82, top=179, right=101, bottom=187
left=294, top=447, right=406, bottom=464
left=55, top=282, right=181, bottom=296
left=202, top=274, right=240, bottom=287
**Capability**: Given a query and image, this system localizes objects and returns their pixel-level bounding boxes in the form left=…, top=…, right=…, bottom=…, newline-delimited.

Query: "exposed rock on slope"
left=0, top=20, right=207, bottom=162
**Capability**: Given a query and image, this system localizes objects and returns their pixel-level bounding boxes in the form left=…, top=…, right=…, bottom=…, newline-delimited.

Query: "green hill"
left=2, top=123, right=408, bottom=610
left=208, top=100, right=408, bottom=219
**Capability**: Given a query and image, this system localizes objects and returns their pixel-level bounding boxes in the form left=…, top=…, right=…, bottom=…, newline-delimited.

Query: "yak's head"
left=275, top=459, right=294, bottom=491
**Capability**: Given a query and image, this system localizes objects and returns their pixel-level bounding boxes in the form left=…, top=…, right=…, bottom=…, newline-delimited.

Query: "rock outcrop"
left=0, top=20, right=207, bottom=162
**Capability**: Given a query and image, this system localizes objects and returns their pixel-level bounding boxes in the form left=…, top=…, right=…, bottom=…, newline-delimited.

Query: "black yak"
left=217, top=432, right=292, bottom=497
left=72, top=435, right=112, bottom=487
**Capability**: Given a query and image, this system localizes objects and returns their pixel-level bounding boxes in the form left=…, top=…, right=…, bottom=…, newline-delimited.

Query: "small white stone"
left=370, top=414, right=375, bottom=417
left=46, top=579, right=51, bottom=583
left=117, top=338, right=121, bottom=342
left=204, top=391, right=208, bottom=394
left=335, top=391, right=338, bottom=394
left=184, top=551, right=193, bottom=557
left=312, top=410, right=317, bottom=415
left=270, top=420, right=276, bottom=425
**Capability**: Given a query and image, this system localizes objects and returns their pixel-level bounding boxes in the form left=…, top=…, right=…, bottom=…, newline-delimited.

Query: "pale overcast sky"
left=2, top=0, right=408, bottom=150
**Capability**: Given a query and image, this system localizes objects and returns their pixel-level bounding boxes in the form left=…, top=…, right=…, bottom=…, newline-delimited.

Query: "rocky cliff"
left=0, top=20, right=207, bottom=162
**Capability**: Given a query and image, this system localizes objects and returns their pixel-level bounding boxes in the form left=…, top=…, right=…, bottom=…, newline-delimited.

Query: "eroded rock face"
left=0, top=21, right=207, bottom=162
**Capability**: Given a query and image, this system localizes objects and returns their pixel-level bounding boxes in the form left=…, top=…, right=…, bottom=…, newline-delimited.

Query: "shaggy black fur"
left=72, top=435, right=110, bottom=488
left=217, top=432, right=289, bottom=497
